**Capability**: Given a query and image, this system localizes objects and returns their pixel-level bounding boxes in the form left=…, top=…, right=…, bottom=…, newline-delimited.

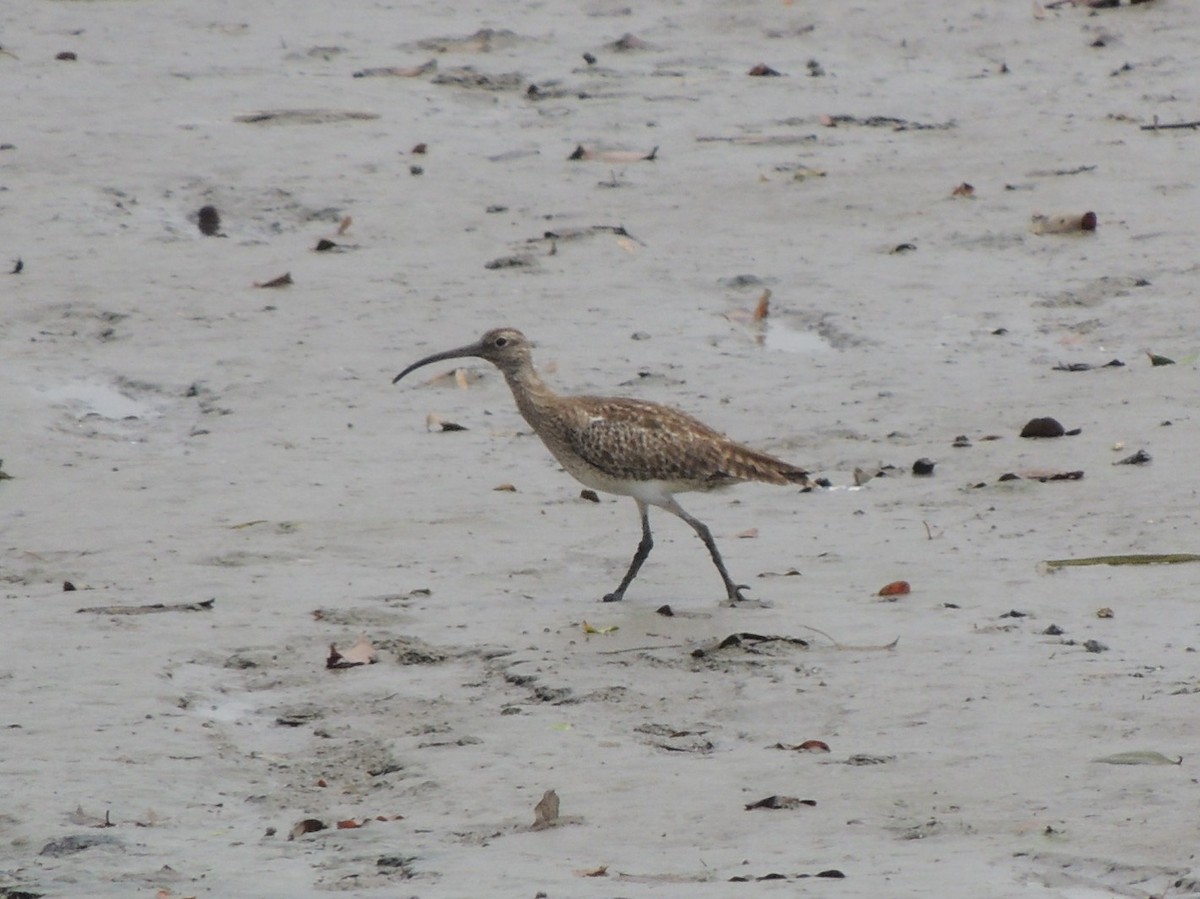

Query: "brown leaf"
left=493, top=483, right=517, bottom=492
left=753, top=289, right=771, bottom=321
left=745, top=795, right=817, bottom=810
left=532, top=789, right=560, bottom=829
left=878, top=580, right=910, bottom=597
left=254, top=272, right=293, bottom=288
left=425, top=414, right=467, bottom=432
left=1030, top=211, right=1097, bottom=234
left=568, top=145, right=658, bottom=163
left=336, top=818, right=364, bottom=829
left=951, top=182, right=975, bottom=197
left=577, top=865, right=609, bottom=877
left=289, top=818, right=327, bottom=840
left=327, top=633, right=377, bottom=669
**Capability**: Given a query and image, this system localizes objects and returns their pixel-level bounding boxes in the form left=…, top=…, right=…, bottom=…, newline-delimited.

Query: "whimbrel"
left=393, top=328, right=810, bottom=603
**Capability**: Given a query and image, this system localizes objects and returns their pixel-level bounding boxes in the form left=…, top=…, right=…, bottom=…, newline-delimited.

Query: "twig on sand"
left=77, top=598, right=215, bottom=615
left=1141, top=117, right=1200, bottom=131
left=797, top=624, right=899, bottom=651
left=1043, top=553, right=1200, bottom=569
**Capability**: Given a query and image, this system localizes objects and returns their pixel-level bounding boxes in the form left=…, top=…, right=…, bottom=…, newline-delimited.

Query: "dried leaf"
left=254, top=272, right=293, bottom=288
left=1092, top=751, right=1181, bottom=766
left=577, top=865, right=609, bottom=877
left=582, top=620, right=618, bottom=635
left=1030, top=211, right=1097, bottom=234
left=327, top=633, right=377, bottom=669
left=1096, top=607, right=1114, bottom=618
left=532, top=789, right=560, bottom=829
left=752, top=289, right=771, bottom=321
left=336, top=818, right=364, bottom=829
left=493, top=483, right=517, bottom=492
left=951, top=182, right=975, bottom=197
left=289, top=818, right=327, bottom=840
left=568, top=145, right=658, bottom=163
left=425, top=413, right=467, bottom=432
left=353, top=59, right=436, bottom=78
left=1019, top=469, right=1084, bottom=482
left=1147, top=352, right=1175, bottom=366
left=745, top=795, right=816, bottom=810
left=878, top=580, right=910, bottom=597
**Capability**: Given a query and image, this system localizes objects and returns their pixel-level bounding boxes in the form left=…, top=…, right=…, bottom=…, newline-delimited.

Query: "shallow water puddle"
left=40, top=381, right=159, bottom=420
left=762, top=321, right=828, bottom=354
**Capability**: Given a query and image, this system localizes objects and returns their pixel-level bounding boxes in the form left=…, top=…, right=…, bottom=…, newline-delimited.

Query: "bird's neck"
left=499, top=363, right=559, bottom=425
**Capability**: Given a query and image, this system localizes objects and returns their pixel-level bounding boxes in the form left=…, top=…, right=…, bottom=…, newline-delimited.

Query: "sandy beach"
left=3, top=0, right=1200, bottom=895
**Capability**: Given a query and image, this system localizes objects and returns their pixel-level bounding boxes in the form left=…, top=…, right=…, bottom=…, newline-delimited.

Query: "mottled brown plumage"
left=394, top=328, right=810, bottom=603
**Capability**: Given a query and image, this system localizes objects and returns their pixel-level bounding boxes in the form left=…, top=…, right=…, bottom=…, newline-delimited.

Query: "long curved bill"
left=392, top=339, right=486, bottom=384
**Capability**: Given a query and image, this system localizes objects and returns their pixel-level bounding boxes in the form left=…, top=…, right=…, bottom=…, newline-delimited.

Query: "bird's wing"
left=564, top=398, right=738, bottom=485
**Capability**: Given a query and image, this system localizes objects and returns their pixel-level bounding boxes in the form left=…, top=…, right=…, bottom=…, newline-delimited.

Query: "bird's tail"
left=721, top=443, right=811, bottom=487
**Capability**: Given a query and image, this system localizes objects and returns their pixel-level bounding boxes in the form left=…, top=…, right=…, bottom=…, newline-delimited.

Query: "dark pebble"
left=56, top=51, right=77, bottom=61
left=197, top=205, right=221, bottom=236
left=952, top=435, right=971, bottom=448
left=63, top=580, right=76, bottom=591
left=1083, top=639, right=1108, bottom=653
left=912, top=458, right=935, bottom=476
left=314, top=239, right=337, bottom=251
left=1020, top=417, right=1065, bottom=438
left=1114, top=449, right=1151, bottom=466
left=1043, top=624, right=1064, bottom=636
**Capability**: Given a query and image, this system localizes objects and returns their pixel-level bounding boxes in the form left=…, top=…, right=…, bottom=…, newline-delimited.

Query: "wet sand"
left=2, top=0, right=1199, bottom=895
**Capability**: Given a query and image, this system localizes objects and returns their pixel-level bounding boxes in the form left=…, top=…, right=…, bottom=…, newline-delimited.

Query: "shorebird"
left=393, top=328, right=811, bottom=603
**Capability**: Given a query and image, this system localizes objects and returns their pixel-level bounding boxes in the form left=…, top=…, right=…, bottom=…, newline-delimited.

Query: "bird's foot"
left=602, top=590, right=625, bottom=603
left=722, top=585, right=772, bottom=609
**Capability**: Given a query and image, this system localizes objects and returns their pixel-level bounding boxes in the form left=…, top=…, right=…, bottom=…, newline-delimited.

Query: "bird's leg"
left=603, top=500, right=653, bottom=602
left=665, top=499, right=749, bottom=603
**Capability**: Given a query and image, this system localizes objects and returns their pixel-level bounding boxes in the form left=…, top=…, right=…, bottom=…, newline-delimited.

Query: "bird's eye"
left=493, top=336, right=508, bottom=348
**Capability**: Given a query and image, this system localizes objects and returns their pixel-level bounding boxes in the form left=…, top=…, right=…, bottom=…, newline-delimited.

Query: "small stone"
left=1020, top=417, right=1065, bottom=438
left=1114, top=449, right=1151, bottom=466
left=912, top=458, right=935, bottom=476
left=197, top=205, right=221, bottom=236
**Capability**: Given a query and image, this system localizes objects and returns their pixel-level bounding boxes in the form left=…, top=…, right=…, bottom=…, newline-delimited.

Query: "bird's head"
left=392, top=327, right=533, bottom=383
